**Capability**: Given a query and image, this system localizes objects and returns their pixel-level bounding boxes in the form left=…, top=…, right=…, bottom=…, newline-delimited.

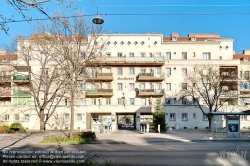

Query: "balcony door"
left=156, top=68, right=161, bottom=77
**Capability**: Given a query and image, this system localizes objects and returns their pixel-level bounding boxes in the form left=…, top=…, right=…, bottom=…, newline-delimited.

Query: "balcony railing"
left=88, top=57, right=165, bottom=66
left=0, top=91, right=11, bottom=97
left=13, top=75, right=29, bottom=81
left=221, top=90, right=238, bottom=97
left=86, top=89, right=113, bottom=97
left=88, top=73, right=113, bottom=81
left=0, top=75, right=11, bottom=81
left=13, top=90, right=31, bottom=96
left=138, top=89, right=165, bottom=97
left=138, top=73, right=165, bottom=81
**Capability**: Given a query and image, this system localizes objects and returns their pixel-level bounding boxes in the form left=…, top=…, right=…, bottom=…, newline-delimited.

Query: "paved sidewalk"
left=95, top=129, right=250, bottom=145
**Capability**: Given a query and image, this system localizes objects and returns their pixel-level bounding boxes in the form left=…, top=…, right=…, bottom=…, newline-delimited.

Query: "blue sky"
left=1, top=0, right=250, bottom=53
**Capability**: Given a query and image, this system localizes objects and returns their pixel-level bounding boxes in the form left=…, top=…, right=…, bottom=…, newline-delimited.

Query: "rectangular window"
left=193, top=113, right=196, bottom=118
left=203, top=69, right=210, bottom=75
left=40, top=84, right=47, bottom=91
left=129, top=83, right=134, bottom=90
left=64, top=113, right=70, bottom=121
left=92, top=98, right=96, bottom=105
left=129, top=68, right=135, bottom=75
left=165, top=99, right=170, bottom=105
left=182, top=97, right=187, bottom=104
left=240, top=71, right=242, bottom=78
left=166, top=68, right=171, bottom=75
left=41, top=54, right=46, bottom=60
left=42, top=68, right=49, bottom=76
left=106, top=83, right=111, bottom=89
left=106, top=52, right=111, bottom=57
left=141, top=98, right=146, bottom=105
left=149, top=53, right=153, bottom=57
left=65, top=98, right=70, bottom=106
left=244, top=71, right=249, bottom=79
left=139, top=83, right=145, bottom=89
left=76, top=114, right=82, bottom=121
left=182, top=113, right=188, bottom=121
left=81, top=83, right=86, bottom=90
left=182, top=83, right=187, bottom=90
left=106, top=68, right=111, bottom=73
left=155, top=52, right=161, bottom=57
left=14, top=114, right=19, bottom=121
left=182, top=68, right=187, bottom=75
left=81, top=52, right=86, bottom=59
left=4, top=114, right=9, bottom=121
left=141, top=68, right=146, bottom=73
left=129, top=98, right=135, bottom=105
left=141, top=53, right=145, bottom=57
left=166, top=52, right=171, bottom=60
left=182, top=52, right=187, bottom=60
left=117, top=68, right=123, bottom=75
left=117, top=83, right=123, bottom=90
left=156, top=83, right=162, bottom=89
left=129, top=53, right=134, bottom=57
left=24, top=114, right=29, bottom=121
left=81, top=98, right=86, bottom=105
left=203, top=114, right=208, bottom=120
left=118, top=98, right=123, bottom=105
left=117, top=53, right=122, bottom=57
left=170, top=113, right=175, bottom=121
left=166, top=83, right=171, bottom=90
left=106, top=98, right=111, bottom=105
left=203, top=83, right=211, bottom=90
left=203, top=53, right=211, bottom=60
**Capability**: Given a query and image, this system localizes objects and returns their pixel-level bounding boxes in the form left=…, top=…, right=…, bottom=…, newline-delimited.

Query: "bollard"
left=141, top=126, right=142, bottom=132
left=146, top=124, right=149, bottom=133
left=144, top=125, right=145, bottom=133
left=158, top=124, right=160, bottom=133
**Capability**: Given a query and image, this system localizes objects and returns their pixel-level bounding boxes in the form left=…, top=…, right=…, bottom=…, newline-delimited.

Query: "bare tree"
left=1, top=0, right=94, bottom=34
left=179, top=64, right=238, bottom=129
left=16, top=35, right=68, bottom=131
left=27, top=10, right=108, bottom=138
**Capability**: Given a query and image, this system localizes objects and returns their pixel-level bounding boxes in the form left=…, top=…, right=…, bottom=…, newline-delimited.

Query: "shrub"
left=4, top=126, right=15, bottom=134
left=73, top=131, right=96, bottom=139
left=9, top=123, right=26, bottom=133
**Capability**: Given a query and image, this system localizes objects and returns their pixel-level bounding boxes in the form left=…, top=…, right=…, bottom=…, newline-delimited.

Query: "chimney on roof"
left=170, top=33, right=179, bottom=37
left=243, top=50, right=250, bottom=55
left=0, top=50, right=7, bottom=55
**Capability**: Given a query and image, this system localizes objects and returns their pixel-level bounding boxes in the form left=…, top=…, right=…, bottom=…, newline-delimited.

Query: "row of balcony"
left=85, top=88, right=165, bottom=97
left=1, top=90, right=249, bottom=99
left=0, top=75, right=29, bottom=82
left=0, top=90, right=31, bottom=97
left=88, top=57, right=165, bottom=66
left=88, top=72, right=165, bottom=81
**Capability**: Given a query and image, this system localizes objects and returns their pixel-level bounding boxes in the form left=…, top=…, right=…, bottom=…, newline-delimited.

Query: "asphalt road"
left=1, top=130, right=250, bottom=166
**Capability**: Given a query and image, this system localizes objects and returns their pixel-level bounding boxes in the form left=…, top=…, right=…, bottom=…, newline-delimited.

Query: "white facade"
left=0, top=33, right=250, bottom=131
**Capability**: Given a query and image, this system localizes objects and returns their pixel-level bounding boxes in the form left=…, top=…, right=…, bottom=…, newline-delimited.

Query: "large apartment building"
left=0, top=33, right=249, bottom=131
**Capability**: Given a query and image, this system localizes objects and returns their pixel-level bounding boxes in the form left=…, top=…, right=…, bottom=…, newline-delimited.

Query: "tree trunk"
left=40, top=109, right=45, bottom=131
left=69, top=81, right=75, bottom=139
left=208, top=118, right=212, bottom=131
